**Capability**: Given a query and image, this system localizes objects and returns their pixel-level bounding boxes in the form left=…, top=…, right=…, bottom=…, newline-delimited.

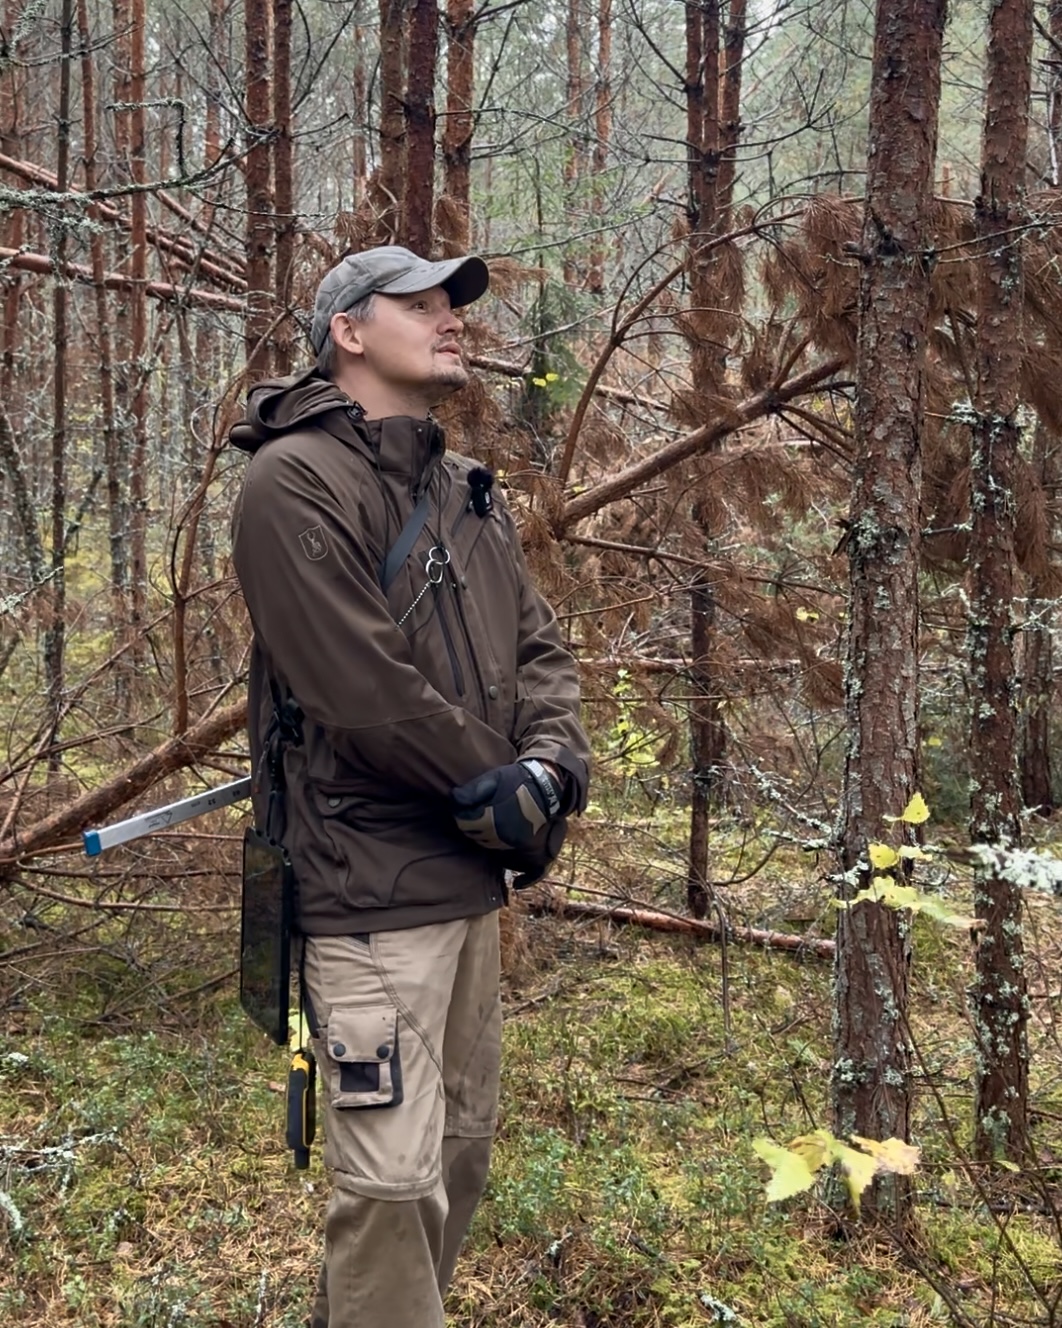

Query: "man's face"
left=341, top=286, right=469, bottom=407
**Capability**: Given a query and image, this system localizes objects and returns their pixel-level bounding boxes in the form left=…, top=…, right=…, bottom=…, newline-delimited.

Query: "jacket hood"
left=228, top=368, right=353, bottom=454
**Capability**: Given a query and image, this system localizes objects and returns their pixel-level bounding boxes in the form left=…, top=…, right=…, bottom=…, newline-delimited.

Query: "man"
left=229, top=245, right=590, bottom=1328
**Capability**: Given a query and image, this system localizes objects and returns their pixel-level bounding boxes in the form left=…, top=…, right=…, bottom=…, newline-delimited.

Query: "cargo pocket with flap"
left=324, top=1005, right=404, bottom=1109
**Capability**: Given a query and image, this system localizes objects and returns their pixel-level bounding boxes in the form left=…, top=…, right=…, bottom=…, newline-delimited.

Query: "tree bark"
left=353, top=22, right=369, bottom=206
left=126, top=0, right=150, bottom=665
left=687, top=574, right=725, bottom=915
left=44, top=0, right=74, bottom=767
left=833, top=0, right=945, bottom=1225
left=273, top=0, right=295, bottom=374
left=1020, top=422, right=1055, bottom=815
left=404, top=0, right=438, bottom=253
left=442, top=0, right=474, bottom=253
left=77, top=0, right=127, bottom=655
left=0, top=0, right=27, bottom=409
left=969, top=0, right=1033, bottom=1164
left=587, top=0, right=612, bottom=293
left=244, top=0, right=273, bottom=379
left=378, top=0, right=408, bottom=242
left=563, top=0, right=590, bottom=285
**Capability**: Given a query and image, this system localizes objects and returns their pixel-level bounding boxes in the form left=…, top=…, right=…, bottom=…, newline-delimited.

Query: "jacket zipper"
left=434, top=587, right=466, bottom=697
left=450, top=572, right=489, bottom=714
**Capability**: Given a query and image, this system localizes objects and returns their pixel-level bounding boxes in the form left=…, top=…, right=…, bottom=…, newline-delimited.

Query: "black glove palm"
left=451, top=759, right=562, bottom=853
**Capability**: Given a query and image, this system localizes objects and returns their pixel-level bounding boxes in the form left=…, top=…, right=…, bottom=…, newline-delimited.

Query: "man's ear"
left=330, top=312, right=364, bottom=358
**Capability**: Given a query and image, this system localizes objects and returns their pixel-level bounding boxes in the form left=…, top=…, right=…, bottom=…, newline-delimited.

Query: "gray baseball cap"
left=310, top=245, right=490, bottom=352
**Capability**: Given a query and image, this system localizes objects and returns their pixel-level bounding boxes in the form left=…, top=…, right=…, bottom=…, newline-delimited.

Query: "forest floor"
left=2, top=805, right=1062, bottom=1327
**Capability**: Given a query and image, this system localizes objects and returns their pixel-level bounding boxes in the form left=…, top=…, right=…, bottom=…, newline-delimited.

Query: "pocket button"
left=327, top=796, right=341, bottom=808
left=488, top=685, right=498, bottom=699
left=333, top=1043, right=347, bottom=1057
left=376, top=1044, right=391, bottom=1058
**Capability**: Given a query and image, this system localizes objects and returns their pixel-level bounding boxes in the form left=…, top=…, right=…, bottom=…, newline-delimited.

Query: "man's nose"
left=438, top=307, right=463, bottom=334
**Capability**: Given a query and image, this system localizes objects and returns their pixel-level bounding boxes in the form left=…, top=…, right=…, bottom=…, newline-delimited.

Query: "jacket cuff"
left=550, top=747, right=589, bottom=815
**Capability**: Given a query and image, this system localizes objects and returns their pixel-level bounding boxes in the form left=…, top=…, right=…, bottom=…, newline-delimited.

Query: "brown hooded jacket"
left=230, top=369, right=589, bottom=935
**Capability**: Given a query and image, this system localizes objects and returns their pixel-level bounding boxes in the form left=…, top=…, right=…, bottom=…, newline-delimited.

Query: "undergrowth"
left=2, top=820, right=1062, bottom=1326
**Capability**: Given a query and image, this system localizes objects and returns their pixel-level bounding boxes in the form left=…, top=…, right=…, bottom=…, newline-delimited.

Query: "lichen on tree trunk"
left=968, top=0, right=1034, bottom=1165
left=833, top=0, right=946, bottom=1226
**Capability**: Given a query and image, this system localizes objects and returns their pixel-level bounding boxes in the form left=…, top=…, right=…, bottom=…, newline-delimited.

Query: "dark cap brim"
left=377, top=255, right=490, bottom=308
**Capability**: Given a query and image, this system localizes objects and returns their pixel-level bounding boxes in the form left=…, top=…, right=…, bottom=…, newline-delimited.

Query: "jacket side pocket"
left=324, top=1005, right=404, bottom=1110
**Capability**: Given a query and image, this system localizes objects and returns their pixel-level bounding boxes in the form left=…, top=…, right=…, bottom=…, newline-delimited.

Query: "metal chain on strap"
left=396, top=545, right=451, bottom=627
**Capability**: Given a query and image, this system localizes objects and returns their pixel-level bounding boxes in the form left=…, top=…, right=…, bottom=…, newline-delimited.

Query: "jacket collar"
left=352, top=415, right=446, bottom=493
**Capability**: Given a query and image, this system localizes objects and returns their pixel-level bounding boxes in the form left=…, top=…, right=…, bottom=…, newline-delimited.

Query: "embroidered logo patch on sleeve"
left=299, top=525, right=328, bottom=561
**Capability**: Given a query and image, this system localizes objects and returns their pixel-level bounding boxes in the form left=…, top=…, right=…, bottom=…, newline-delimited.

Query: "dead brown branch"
left=525, top=884, right=835, bottom=959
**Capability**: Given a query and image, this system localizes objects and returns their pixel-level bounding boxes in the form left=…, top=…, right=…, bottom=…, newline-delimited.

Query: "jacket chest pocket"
left=325, top=1005, right=404, bottom=1109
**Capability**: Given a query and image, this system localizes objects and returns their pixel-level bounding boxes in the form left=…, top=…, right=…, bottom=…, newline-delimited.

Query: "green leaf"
left=752, top=1138, right=816, bottom=1201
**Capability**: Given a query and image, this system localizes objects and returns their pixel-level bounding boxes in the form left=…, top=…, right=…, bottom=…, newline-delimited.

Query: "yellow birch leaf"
left=868, top=843, right=899, bottom=870
left=926, top=736, right=943, bottom=748
left=795, top=607, right=819, bottom=622
left=898, top=845, right=932, bottom=860
left=911, top=895, right=981, bottom=930
left=833, top=1141, right=878, bottom=1212
left=877, top=882, right=919, bottom=909
left=752, top=1138, right=816, bottom=1201
left=849, top=1135, right=921, bottom=1175
left=900, top=792, right=930, bottom=824
left=789, top=1130, right=831, bottom=1173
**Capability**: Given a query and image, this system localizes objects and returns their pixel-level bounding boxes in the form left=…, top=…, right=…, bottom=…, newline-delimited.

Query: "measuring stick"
left=82, top=777, right=253, bottom=856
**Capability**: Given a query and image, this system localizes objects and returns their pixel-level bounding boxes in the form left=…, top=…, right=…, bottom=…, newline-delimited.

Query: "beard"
left=428, top=360, right=470, bottom=398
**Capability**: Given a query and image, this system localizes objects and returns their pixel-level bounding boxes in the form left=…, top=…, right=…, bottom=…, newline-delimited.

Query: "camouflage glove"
left=501, top=818, right=569, bottom=889
left=451, top=759, right=565, bottom=855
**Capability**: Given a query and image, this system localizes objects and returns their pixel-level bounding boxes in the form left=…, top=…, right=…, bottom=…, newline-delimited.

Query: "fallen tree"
left=0, top=700, right=247, bottom=877
left=525, top=884, right=835, bottom=959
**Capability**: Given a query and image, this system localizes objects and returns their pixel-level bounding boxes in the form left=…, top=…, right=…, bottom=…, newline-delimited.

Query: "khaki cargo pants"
left=302, top=911, right=501, bottom=1328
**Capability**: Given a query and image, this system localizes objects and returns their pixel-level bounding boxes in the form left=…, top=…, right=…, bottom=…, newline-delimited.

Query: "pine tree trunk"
left=108, top=0, right=133, bottom=681
left=563, top=0, right=589, bottom=285
left=682, top=2, right=732, bottom=836
left=0, top=0, right=26, bottom=409
left=244, top=0, right=273, bottom=379
left=126, top=0, right=149, bottom=663
left=969, top=0, right=1033, bottom=1164
left=1021, top=422, right=1055, bottom=815
left=404, top=0, right=438, bottom=253
left=688, top=574, right=724, bottom=917
left=717, top=0, right=746, bottom=219
left=442, top=0, right=473, bottom=253
left=378, top=0, right=408, bottom=242
left=353, top=22, right=369, bottom=206
left=587, top=0, right=611, bottom=294
left=273, top=0, right=295, bottom=374
left=77, top=0, right=122, bottom=652
left=833, top=0, right=946, bottom=1226
left=44, top=0, right=74, bottom=767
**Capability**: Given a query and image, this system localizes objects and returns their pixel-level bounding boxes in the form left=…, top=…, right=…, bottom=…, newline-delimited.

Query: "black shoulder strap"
left=263, top=672, right=303, bottom=841
left=380, top=490, right=431, bottom=594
